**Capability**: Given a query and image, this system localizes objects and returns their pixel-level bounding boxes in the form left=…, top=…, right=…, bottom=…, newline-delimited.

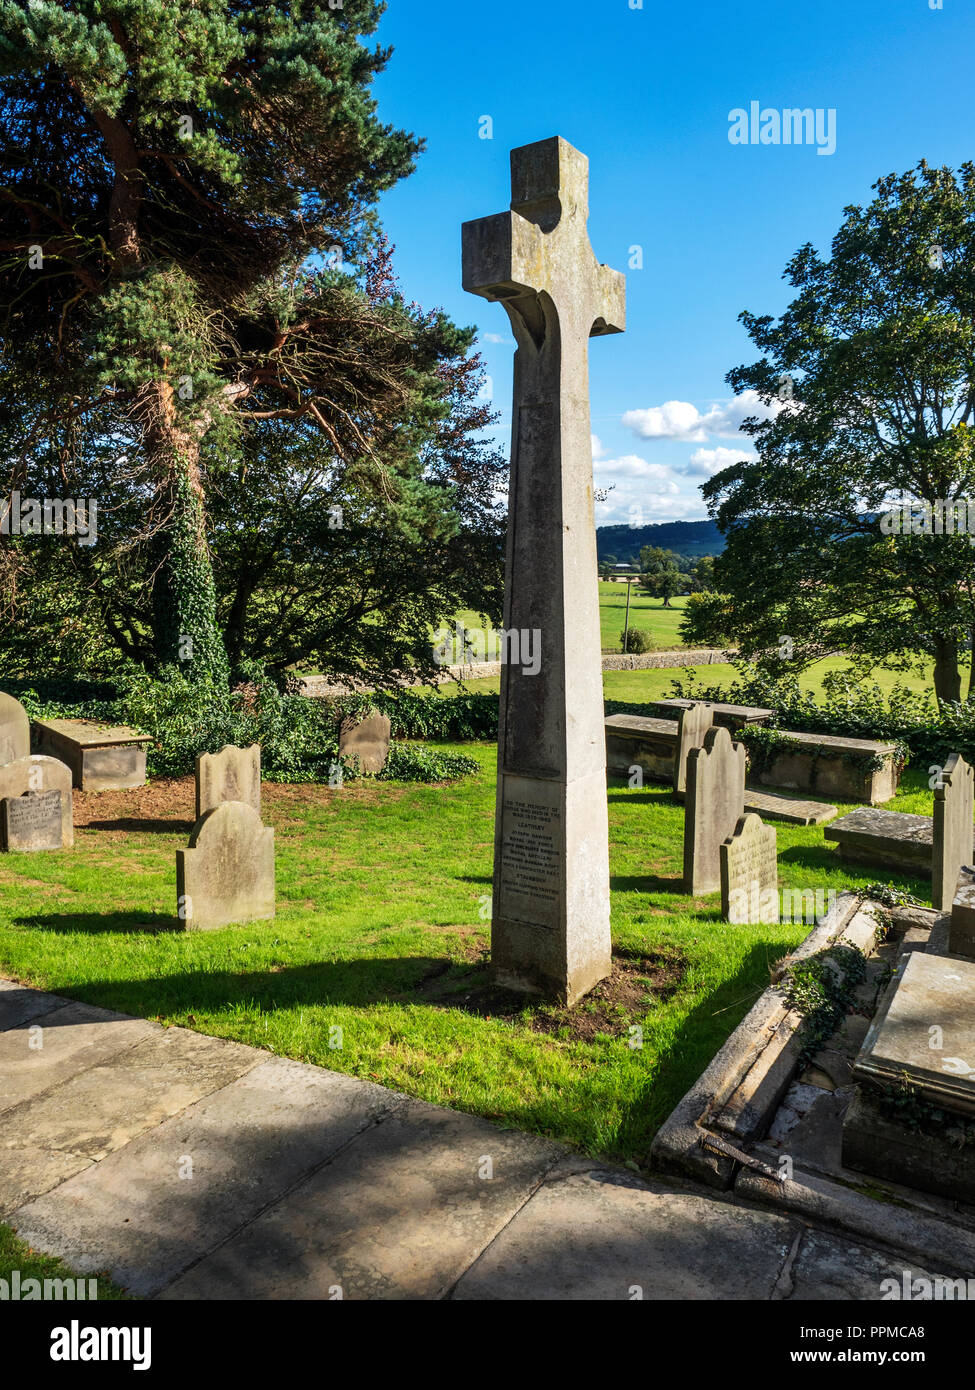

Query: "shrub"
left=619, top=627, right=653, bottom=654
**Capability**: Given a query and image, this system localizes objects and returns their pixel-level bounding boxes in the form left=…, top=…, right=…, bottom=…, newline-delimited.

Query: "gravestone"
left=463, top=136, right=625, bottom=1005
left=0, top=755, right=73, bottom=847
left=1, top=790, right=63, bottom=852
left=196, top=744, right=261, bottom=820
left=673, top=701, right=714, bottom=802
left=950, top=863, right=975, bottom=957
left=0, top=691, right=29, bottom=766
left=933, top=752, right=975, bottom=911
left=176, top=801, right=275, bottom=931
left=720, top=812, right=778, bottom=924
left=683, top=726, right=746, bottom=895
left=338, top=712, right=391, bottom=775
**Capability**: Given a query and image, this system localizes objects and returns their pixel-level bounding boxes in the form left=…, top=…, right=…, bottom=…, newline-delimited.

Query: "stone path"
left=0, top=977, right=914, bottom=1300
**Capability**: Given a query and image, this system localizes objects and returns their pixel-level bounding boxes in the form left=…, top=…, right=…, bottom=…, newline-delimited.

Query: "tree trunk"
left=142, top=384, right=227, bottom=682
left=968, top=628, right=975, bottom=702
left=933, top=635, right=962, bottom=707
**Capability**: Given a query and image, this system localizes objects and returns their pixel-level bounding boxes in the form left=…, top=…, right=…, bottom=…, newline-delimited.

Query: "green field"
left=0, top=747, right=933, bottom=1166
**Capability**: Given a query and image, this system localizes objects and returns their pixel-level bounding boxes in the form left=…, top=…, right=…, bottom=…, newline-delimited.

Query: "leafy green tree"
left=0, top=0, right=427, bottom=680
left=702, top=162, right=975, bottom=704
left=639, top=544, right=682, bottom=606
left=690, top=555, right=716, bottom=593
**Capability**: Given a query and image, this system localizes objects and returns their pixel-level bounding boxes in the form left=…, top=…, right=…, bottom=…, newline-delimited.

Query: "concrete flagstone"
left=0, top=978, right=948, bottom=1301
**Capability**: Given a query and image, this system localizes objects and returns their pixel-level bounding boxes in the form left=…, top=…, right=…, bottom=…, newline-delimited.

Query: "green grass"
left=0, top=1223, right=129, bottom=1298
left=0, top=743, right=934, bottom=1167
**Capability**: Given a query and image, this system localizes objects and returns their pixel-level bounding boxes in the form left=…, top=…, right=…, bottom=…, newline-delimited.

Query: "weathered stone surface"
left=464, top=137, right=624, bottom=1005
left=673, top=701, right=714, bottom=801
left=825, top=806, right=950, bottom=872
left=1, top=789, right=63, bottom=852
left=176, top=801, right=275, bottom=931
left=853, top=951, right=975, bottom=1115
left=843, top=1088, right=975, bottom=1206
left=749, top=730, right=900, bottom=804
left=160, top=1095, right=563, bottom=1300
left=0, top=1001, right=154, bottom=1117
left=743, top=789, right=837, bottom=826
left=721, top=812, right=778, bottom=924
left=934, top=754, right=975, bottom=912
left=32, top=717, right=151, bottom=791
left=338, top=712, right=391, bottom=775
left=604, top=714, right=677, bottom=782
left=9, top=1058, right=408, bottom=1298
left=0, top=755, right=73, bottom=847
left=0, top=979, right=72, bottom=1032
left=451, top=1167, right=794, bottom=1301
left=653, top=697, right=772, bottom=729
left=949, top=864, right=975, bottom=958
left=684, top=726, right=746, bottom=895
left=196, top=743, right=261, bottom=820
left=0, top=690, right=29, bottom=766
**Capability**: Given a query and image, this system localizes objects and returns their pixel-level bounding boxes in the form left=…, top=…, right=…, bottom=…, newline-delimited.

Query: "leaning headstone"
left=684, top=726, right=746, bottom=895
left=720, top=812, right=778, bottom=924
left=176, top=801, right=275, bottom=931
left=338, top=712, right=391, bottom=775
left=196, top=744, right=261, bottom=820
left=1, top=790, right=63, bottom=852
left=933, top=752, right=975, bottom=911
left=0, top=755, right=73, bottom=847
left=463, top=136, right=625, bottom=1005
left=673, top=701, right=714, bottom=802
left=0, top=691, right=29, bottom=766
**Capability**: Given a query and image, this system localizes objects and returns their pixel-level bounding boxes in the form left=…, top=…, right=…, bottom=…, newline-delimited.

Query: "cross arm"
left=591, top=263, right=625, bottom=337
left=462, top=210, right=544, bottom=303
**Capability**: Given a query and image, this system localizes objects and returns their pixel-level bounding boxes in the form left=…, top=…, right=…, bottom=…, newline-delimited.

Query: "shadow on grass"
left=80, top=818, right=194, bottom=835
left=12, top=911, right=178, bottom=935
left=611, top=873, right=684, bottom=894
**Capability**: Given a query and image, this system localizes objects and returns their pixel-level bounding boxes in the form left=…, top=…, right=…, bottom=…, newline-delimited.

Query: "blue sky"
left=371, top=0, right=975, bottom=525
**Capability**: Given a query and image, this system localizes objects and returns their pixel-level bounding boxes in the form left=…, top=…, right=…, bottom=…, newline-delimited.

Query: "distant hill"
left=596, top=520, right=724, bottom=564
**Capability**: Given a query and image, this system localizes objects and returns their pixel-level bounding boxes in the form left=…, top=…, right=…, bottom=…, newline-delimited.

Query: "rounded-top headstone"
left=0, top=692, right=30, bottom=767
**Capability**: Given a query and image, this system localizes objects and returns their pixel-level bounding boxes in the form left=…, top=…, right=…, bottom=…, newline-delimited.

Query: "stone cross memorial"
left=933, top=752, right=974, bottom=912
left=463, top=137, right=625, bottom=1005
left=684, top=726, right=746, bottom=895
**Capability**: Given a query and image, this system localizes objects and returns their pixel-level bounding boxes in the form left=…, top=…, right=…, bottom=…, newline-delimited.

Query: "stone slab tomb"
left=604, top=714, right=678, bottom=783
left=176, top=802, right=275, bottom=931
left=683, top=726, right=746, bottom=895
left=720, top=812, right=778, bottom=924
left=196, top=744, right=261, bottom=820
left=0, top=692, right=30, bottom=766
left=33, top=718, right=152, bottom=791
left=338, top=712, right=391, bottom=775
left=1, top=790, right=63, bottom=852
left=933, top=753, right=975, bottom=912
left=652, top=698, right=772, bottom=730
left=0, top=755, right=73, bottom=848
left=463, top=136, right=624, bottom=1005
left=748, top=730, right=900, bottom=805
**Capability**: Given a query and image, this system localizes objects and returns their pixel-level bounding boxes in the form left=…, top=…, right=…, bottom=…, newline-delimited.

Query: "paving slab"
left=0, top=979, right=74, bottom=1031
left=451, top=1168, right=796, bottom=1300
left=0, top=1148, right=93, bottom=1219
left=8, top=1056, right=407, bottom=1298
left=786, top=1230, right=937, bottom=1301
left=160, top=1096, right=564, bottom=1300
left=1, top=1024, right=263, bottom=1164
left=0, top=1001, right=155, bottom=1116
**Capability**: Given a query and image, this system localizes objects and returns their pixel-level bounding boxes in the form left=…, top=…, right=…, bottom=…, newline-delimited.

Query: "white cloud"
left=482, top=332, right=512, bottom=345
left=684, top=445, right=757, bottom=477
left=595, top=454, right=680, bottom=489
left=622, top=389, right=781, bottom=442
left=591, top=433, right=608, bottom=460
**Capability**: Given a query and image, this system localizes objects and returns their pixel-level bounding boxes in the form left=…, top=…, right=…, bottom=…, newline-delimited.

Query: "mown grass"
left=0, top=1223, right=129, bottom=1299
left=0, top=741, right=932, bottom=1166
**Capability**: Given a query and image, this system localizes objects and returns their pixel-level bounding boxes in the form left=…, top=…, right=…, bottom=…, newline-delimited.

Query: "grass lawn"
left=0, top=1223, right=129, bottom=1299
left=0, top=744, right=934, bottom=1169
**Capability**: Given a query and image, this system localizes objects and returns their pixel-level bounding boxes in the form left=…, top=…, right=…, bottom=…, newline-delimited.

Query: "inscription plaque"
left=1, top=790, right=63, bottom=852
left=498, top=777, right=563, bottom=930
